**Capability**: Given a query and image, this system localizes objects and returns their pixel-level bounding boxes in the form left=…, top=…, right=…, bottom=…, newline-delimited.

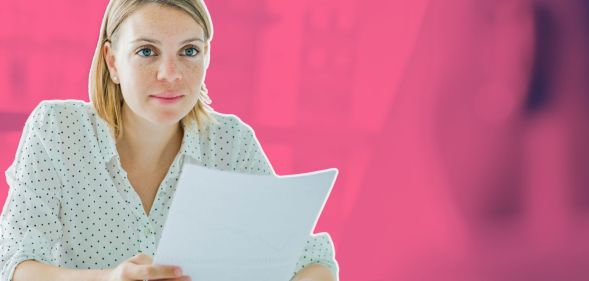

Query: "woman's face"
left=104, top=3, right=208, bottom=127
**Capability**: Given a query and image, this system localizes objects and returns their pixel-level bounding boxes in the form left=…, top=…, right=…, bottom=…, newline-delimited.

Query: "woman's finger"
left=125, top=263, right=182, bottom=280
left=156, top=275, right=192, bottom=281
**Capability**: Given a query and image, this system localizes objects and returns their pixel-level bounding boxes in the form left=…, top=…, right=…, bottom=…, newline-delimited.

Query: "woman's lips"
left=149, top=94, right=184, bottom=104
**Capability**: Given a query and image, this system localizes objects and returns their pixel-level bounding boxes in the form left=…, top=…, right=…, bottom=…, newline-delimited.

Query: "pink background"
left=3, top=0, right=589, bottom=280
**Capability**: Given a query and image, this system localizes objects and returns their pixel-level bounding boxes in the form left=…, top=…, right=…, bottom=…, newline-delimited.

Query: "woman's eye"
left=184, top=47, right=199, bottom=57
left=136, top=46, right=198, bottom=57
left=137, top=47, right=155, bottom=57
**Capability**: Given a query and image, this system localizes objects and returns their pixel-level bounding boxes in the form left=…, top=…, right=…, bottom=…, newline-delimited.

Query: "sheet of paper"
left=154, top=163, right=337, bottom=281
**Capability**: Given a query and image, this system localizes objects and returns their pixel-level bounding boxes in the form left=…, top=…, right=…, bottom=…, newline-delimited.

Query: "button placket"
left=142, top=223, right=156, bottom=255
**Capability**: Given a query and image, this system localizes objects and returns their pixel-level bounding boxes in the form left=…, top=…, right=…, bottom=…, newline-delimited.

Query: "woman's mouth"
left=149, top=94, right=184, bottom=104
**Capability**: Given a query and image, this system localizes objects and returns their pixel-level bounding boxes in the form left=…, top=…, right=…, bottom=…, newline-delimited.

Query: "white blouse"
left=0, top=100, right=338, bottom=281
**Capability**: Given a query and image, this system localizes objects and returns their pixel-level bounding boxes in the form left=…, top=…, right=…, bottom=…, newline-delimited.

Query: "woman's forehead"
left=119, top=3, right=205, bottom=44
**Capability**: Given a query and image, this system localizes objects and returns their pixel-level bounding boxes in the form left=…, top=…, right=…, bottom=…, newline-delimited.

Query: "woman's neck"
left=116, top=105, right=183, bottom=172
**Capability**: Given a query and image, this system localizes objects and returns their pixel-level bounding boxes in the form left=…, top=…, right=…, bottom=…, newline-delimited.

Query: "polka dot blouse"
left=0, top=100, right=338, bottom=281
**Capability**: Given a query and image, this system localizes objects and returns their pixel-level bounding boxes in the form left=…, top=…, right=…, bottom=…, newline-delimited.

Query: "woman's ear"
left=103, top=42, right=119, bottom=83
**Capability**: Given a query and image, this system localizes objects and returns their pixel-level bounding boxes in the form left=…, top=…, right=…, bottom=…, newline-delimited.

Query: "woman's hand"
left=102, top=253, right=190, bottom=281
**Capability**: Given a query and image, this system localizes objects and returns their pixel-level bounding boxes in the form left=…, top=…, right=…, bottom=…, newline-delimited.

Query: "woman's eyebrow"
left=129, top=37, right=205, bottom=45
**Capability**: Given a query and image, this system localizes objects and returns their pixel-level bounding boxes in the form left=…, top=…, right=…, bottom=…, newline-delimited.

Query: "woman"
left=0, top=1, right=338, bottom=280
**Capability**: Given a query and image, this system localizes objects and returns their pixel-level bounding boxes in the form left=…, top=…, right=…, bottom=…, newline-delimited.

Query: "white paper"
left=154, top=163, right=337, bottom=281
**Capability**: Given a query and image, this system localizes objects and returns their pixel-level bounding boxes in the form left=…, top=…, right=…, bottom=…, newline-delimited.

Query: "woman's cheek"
left=184, top=62, right=205, bottom=84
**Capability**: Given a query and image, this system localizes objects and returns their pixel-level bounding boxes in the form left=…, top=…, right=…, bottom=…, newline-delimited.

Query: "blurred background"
left=2, top=0, right=589, bottom=280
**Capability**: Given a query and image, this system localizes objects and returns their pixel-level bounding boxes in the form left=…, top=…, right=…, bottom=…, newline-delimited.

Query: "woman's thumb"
left=128, top=253, right=153, bottom=265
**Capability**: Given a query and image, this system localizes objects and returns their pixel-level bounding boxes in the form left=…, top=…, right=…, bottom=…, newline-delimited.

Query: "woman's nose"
left=157, top=56, right=182, bottom=82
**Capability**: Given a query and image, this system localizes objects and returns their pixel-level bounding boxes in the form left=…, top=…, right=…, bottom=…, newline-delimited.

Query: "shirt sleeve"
left=0, top=102, right=63, bottom=281
left=237, top=124, right=340, bottom=281
left=289, top=232, right=339, bottom=281
left=236, top=123, right=276, bottom=176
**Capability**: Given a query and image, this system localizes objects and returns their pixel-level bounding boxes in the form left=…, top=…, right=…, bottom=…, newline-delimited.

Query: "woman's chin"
left=142, top=104, right=193, bottom=125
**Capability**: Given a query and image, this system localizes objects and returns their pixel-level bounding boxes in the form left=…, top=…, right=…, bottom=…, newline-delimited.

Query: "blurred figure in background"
left=341, top=0, right=589, bottom=280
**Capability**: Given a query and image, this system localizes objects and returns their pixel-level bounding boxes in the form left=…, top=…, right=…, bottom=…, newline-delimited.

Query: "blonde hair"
left=89, top=0, right=217, bottom=138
